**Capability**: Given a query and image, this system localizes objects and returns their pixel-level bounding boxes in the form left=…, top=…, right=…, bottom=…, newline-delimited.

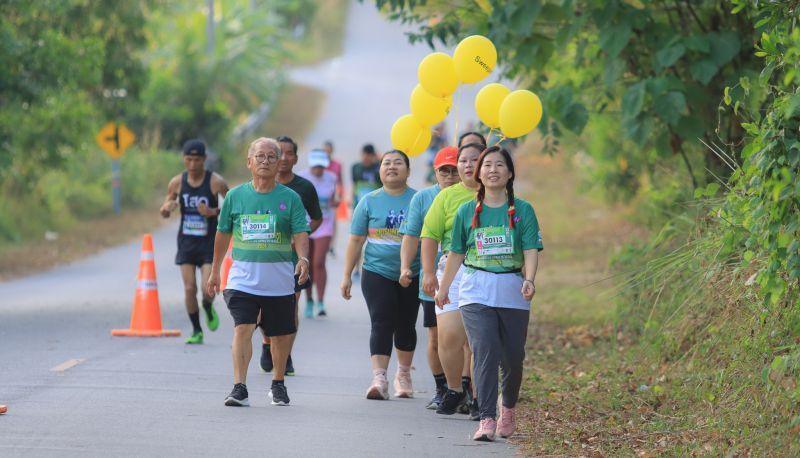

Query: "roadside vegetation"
left=380, top=0, right=800, bottom=454
left=0, top=0, right=346, bottom=277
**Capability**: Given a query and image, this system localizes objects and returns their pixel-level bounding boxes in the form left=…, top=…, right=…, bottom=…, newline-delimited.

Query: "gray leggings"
left=461, top=303, right=529, bottom=420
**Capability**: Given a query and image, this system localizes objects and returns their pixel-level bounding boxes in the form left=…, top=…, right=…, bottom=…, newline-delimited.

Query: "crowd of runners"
left=160, top=133, right=542, bottom=442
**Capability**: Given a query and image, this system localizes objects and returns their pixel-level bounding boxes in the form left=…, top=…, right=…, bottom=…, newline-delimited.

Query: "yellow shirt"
left=420, top=182, right=476, bottom=253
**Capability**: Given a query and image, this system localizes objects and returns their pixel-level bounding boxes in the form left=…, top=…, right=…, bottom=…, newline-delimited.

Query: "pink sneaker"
left=497, top=405, right=516, bottom=438
left=366, top=374, right=389, bottom=400
left=394, top=368, right=413, bottom=398
left=473, top=417, right=497, bottom=442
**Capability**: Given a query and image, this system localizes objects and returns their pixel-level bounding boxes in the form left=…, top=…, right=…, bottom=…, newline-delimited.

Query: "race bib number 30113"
left=241, top=214, right=277, bottom=242
left=475, top=226, right=513, bottom=257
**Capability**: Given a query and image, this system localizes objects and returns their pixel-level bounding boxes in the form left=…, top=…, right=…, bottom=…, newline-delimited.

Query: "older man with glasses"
left=207, top=137, right=310, bottom=407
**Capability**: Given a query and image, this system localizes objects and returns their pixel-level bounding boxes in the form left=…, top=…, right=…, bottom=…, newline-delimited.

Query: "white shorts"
left=435, top=254, right=464, bottom=316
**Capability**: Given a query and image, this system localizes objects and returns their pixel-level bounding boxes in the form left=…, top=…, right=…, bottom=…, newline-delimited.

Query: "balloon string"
left=493, top=133, right=507, bottom=147
left=488, top=127, right=495, bottom=144
left=453, top=86, right=461, bottom=146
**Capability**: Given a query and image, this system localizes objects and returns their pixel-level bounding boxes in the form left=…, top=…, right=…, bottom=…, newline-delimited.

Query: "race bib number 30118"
left=241, top=214, right=277, bottom=242
left=475, top=226, right=513, bottom=257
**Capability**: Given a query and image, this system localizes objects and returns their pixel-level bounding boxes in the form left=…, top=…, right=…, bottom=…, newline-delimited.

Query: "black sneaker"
left=469, top=398, right=480, bottom=421
left=458, top=389, right=473, bottom=414
left=269, top=382, right=290, bottom=406
left=260, top=344, right=273, bottom=373
left=426, top=386, right=447, bottom=410
left=285, top=354, right=295, bottom=376
left=224, top=383, right=249, bottom=407
left=436, top=389, right=466, bottom=415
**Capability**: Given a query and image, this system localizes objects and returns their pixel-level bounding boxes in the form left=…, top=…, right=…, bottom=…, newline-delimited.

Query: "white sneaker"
left=366, top=374, right=389, bottom=400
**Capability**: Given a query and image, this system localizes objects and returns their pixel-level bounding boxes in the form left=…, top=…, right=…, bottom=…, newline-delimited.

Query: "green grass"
left=513, top=145, right=800, bottom=455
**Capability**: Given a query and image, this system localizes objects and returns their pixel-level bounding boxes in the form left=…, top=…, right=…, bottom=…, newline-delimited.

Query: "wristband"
left=298, top=257, right=310, bottom=265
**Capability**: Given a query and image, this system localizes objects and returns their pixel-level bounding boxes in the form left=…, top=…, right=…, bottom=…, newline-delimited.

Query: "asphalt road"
left=0, top=2, right=514, bottom=456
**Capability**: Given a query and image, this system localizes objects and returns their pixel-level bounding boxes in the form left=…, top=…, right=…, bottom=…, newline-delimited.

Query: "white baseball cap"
left=308, top=149, right=330, bottom=168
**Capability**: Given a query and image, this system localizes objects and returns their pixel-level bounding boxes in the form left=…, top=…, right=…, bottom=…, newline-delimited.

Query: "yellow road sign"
left=96, top=122, right=136, bottom=159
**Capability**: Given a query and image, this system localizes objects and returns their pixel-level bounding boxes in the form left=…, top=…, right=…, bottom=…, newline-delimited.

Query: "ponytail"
left=472, top=186, right=485, bottom=229
left=506, top=180, right=516, bottom=229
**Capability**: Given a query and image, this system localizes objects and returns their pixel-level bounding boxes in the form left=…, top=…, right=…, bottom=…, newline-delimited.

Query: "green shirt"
left=450, top=197, right=543, bottom=273
left=218, top=182, right=310, bottom=296
left=420, top=182, right=476, bottom=253
left=351, top=187, right=419, bottom=281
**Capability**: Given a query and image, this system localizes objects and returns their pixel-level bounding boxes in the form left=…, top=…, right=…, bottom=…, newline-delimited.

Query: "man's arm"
left=159, top=175, right=181, bottom=218
left=207, top=231, right=233, bottom=296
left=293, top=232, right=310, bottom=285
left=198, top=173, right=229, bottom=217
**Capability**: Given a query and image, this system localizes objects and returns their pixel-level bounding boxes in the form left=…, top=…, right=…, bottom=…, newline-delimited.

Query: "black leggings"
left=361, top=269, right=420, bottom=356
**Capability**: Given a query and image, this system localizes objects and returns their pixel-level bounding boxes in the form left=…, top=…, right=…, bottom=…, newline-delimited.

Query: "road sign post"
left=96, top=123, right=135, bottom=214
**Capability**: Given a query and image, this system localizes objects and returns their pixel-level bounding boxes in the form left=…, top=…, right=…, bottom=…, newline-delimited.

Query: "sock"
left=202, top=298, right=213, bottom=314
left=263, top=343, right=271, bottom=352
left=271, top=379, right=284, bottom=386
left=462, top=376, right=472, bottom=393
left=188, top=311, right=202, bottom=333
left=316, top=300, right=325, bottom=309
left=433, top=373, right=447, bottom=390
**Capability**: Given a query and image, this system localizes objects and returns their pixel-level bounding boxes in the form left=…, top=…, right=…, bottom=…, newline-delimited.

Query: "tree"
left=375, top=0, right=761, bottom=197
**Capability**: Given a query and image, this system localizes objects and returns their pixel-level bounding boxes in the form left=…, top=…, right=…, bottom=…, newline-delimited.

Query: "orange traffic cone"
left=0, top=405, right=7, bottom=414
left=220, top=239, right=233, bottom=291
left=336, top=199, right=352, bottom=221
left=112, top=234, right=180, bottom=337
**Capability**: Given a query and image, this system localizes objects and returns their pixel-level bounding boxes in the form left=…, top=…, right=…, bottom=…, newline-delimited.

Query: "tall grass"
left=0, top=149, right=181, bottom=244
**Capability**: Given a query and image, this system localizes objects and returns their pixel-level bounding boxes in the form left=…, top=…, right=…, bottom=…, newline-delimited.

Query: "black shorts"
left=175, top=249, right=213, bottom=267
left=421, top=300, right=437, bottom=328
left=294, top=273, right=312, bottom=292
left=223, top=290, right=297, bottom=336
left=175, top=235, right=214, bottom=267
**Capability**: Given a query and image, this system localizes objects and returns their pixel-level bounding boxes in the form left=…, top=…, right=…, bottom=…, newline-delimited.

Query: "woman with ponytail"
left=420, top=141, right=484, bottom=416
left=435, top=146, right=543, bottom=442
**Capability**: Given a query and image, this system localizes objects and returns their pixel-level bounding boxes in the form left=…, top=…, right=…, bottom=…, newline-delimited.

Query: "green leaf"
left=622, top=115, right=654, bottom=146
left=511, top=3, right=542, bottom=35
left=705, top=182, right=721, bottom=196
left=599, top=23, right=632, bottom=59
left=654, top=91, right=687, bottom=126
left=743, top=250, right=754, bottom=261
left=655, top=44, right=685, bottom=72
left=690, top=59, right=719, bottom=85
left=707, top=31, right=741, bottom=67
left=621, top=81, right=646, bottom=120
left=683, top=35, right=710, bottom=53
left=562, top=103, right=588, bottom=134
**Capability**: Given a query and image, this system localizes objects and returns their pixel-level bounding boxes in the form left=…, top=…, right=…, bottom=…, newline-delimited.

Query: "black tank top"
left=178, top=170, right=218, bottom=241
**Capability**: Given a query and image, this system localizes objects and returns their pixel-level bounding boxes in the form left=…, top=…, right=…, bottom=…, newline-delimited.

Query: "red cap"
left=433, top=146, right=458, bottom=169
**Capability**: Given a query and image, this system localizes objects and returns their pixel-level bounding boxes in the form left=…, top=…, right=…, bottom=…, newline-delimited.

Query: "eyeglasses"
left=251, top=153, right=279, bottom=164
left=436, top=167, right=458, bottom=177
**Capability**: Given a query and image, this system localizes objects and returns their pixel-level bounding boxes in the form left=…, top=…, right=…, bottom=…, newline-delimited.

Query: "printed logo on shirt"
left=182, top=194, right=209, bottom=209
left=384, top=209, right=406, bottom=229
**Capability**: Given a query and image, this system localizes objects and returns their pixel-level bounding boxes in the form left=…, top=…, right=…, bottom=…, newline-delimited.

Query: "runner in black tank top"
left=160, top=139, right=230, bottom=344
left=177, top=170, right=218, bottom=263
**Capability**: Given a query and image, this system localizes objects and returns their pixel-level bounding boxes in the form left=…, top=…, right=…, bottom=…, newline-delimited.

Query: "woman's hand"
left=434, top=288, right=449, bottom=309
left=521, top=279, right=536, bottom=301
left=341, top=276, right=353, bottom=300
left=398, top=269, right=413, bottom=288
left=422, top=274, right=439, bottom=297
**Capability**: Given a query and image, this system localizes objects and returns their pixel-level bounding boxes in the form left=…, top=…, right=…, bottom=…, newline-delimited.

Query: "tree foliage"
left=375, top=0, right=761, bottom=197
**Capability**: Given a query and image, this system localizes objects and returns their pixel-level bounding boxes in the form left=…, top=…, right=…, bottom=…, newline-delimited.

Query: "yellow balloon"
left=390, top=114, right=432, bottom=157
left=475, top=83, right=510, bottom=129
left=499, top=90, right=543, bottom=138
left=418, top=52, right=459, bottom=98
left=410, top=84, right=452, bottom=127
left=453, top=35, right=497, bottom=84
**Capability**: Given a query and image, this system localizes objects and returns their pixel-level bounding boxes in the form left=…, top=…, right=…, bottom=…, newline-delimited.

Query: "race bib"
left=241, top=214, right=277, bottom=242
left=475, top=226, right=513, bottom=257
left=318, top=196, right=330, bottom=212
left=182, top=214, right=208, bottom=236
